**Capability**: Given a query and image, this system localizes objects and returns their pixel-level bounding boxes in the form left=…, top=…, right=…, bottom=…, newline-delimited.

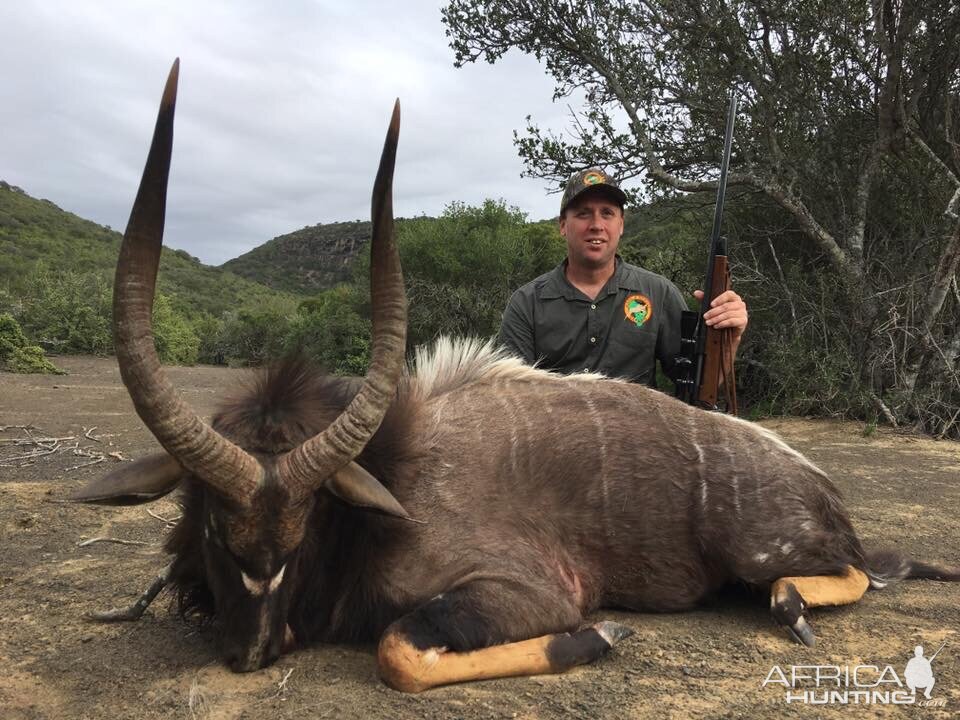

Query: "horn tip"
left=163, top=59, right=180, bottom=106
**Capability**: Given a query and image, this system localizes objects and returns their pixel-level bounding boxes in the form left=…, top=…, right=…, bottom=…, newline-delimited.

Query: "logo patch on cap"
left=583, top=171, right=605, bottom=185
left=624, top=294, right=653, bottom=328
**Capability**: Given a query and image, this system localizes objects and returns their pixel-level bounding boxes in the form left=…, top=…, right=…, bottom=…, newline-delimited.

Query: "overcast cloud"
left=0, top=1, right=576, bottom=265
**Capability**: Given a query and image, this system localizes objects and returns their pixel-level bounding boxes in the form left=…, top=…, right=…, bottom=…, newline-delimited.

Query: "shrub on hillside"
left=0, top=313, right=63, bottom=374
left=152, top=293, right=200, bottom=365
left=286, top=285, right=371, bottom=375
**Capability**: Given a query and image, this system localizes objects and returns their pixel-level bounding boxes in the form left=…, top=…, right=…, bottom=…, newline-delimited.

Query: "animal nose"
left=224, top=646, right=280, bottom=673
left=226, top=653, right=258, bottom=673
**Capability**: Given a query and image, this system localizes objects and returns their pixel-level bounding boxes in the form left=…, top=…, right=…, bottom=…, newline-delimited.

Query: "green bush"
left=0, top=313, right=63, bottom=374
left=205, top=297, right=298, bottom=367
left=286, top=285, right=371, bottom=375
left=15, top=264, right=112, bottom=354
left=352, top=200, right=565, bottom=351
left=152, top=293, right=200, bottom=365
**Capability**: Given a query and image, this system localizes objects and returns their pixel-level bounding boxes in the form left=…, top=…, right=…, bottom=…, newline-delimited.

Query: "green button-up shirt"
left=497, top=258, right=688, bottom=385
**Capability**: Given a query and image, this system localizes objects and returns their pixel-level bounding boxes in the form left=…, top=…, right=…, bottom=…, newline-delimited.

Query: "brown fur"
left=154, top=341, right=957, bottom=675
left=102, top=64, right=958, bottom=681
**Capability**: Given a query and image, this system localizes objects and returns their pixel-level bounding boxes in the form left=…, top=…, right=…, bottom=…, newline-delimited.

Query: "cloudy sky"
left=1, top=1, right=577, bottom=265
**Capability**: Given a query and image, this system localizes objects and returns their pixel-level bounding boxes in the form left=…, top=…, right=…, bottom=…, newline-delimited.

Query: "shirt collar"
left=541, top=256, right=625, bottom=300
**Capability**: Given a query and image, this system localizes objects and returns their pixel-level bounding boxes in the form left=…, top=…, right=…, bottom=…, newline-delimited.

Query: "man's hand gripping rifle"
left=674, top=92, right=739, bottom=414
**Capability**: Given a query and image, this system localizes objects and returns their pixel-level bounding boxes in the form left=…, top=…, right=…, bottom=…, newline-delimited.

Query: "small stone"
left=17, top=514, right=39, bottom=528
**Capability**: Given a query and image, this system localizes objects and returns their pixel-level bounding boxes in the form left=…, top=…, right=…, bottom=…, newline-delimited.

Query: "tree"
left=209, top=298, right=296, bottom=368
left=13, top=264, right=113, bottom=355
left=443, top=0, right=960, bottom=435
left=353, top=200, right=565, bottom=350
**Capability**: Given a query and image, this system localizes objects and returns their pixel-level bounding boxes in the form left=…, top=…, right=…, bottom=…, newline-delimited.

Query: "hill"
left=221, top=220, right=373, bottom=294
left=220, top=198, right=713, bottom=297
left=0, top=180, right=297, bottom=319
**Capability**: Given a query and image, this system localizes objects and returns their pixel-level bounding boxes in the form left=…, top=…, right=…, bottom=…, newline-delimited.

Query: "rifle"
left=674, top=91, right=739, bottom=414
left=929, top=641, right=946, bottom=663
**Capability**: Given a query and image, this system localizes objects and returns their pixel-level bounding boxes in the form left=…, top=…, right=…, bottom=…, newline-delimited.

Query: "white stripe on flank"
left=491, top=383, right=521, bottom=478
left=731, top=474, right=741, bottom=520
left=577, top=384, right=610, bottom=536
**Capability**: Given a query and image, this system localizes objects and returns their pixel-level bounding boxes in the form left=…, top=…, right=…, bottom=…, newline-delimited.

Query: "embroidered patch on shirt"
left=624, top=294, right=653, bottom=328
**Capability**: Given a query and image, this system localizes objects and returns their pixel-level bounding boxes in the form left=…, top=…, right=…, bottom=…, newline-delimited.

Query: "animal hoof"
left=784, top=616, right=816, bottom=647
left=593, top=621, right=635, bottom=648
left=771, top=581, right=816, bottom=647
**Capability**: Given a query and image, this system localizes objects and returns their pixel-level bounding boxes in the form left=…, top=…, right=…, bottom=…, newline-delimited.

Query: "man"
left=498, top=168, right=748, bottom=386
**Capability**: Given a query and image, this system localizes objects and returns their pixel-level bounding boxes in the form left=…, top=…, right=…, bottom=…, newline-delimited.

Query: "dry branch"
left=77, top=537, right=152, bottom=548
left=0, top=423, right=125, bottom=470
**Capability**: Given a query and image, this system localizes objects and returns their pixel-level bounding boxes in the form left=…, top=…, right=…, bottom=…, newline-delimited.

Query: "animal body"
left=76, top=60, right=960, bottom=692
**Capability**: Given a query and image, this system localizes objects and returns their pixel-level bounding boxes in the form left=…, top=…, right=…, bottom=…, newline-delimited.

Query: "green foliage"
left=620, top=196, right=711, bottom=296
left=0, top=181, right=121, bottom=286
left=222, top=221, right=372, bottom=294
left=286, top=286, right=371, bottom=375
left=201, top=297, right=299, bottom=367
left=0, top=313, right=63, bottom=374
left=354, top=200, right=565, bottom=349
left=15, top=263, right=113, bottom=355
left=0, top=181, right=301, bottom=367
left=1, top=263, right=210, bottom=365
left=0, top=181, right=296, bottom=325
left=152, top=294, right=200, bottom=365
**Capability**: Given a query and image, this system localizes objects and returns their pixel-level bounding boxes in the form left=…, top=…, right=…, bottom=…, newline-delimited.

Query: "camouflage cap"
left=559, top=167, right=627, bottom=214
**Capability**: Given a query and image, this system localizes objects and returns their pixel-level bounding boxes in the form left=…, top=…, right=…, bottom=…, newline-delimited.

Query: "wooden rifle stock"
left=697, top=254, right=737, bottom=413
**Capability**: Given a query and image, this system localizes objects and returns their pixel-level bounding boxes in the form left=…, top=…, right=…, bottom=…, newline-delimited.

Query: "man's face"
left=559, top=193, right=625, bottom=271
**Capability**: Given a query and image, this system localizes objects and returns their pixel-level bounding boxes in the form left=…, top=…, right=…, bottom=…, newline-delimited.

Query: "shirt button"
left=590, top=304, right=597, bottom=310
left=590, top=336, right=596, bottom=343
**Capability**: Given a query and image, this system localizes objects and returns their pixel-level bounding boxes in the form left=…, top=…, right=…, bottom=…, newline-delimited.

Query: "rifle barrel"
left=699, top=91, right=739, bottom=319
left=709, top=92, right=739, bottom=246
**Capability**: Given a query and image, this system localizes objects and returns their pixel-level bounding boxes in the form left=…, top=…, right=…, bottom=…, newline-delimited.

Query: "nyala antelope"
left=75, top=60, right=960, bottom=692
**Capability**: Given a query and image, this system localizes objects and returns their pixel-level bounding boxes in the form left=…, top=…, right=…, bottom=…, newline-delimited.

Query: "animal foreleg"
left=87, top=563, right=171, bottom=622
left=376, top=581, right=633, bottom=693
left=770, top=565, right=869, bottom=647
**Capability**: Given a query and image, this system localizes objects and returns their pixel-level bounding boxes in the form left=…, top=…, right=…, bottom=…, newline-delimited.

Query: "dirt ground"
left=1, top=356, right=958, bottom=720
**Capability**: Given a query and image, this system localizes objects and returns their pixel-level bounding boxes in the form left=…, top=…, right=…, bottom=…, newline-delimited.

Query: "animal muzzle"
left=222, top=614, right=296, bottom=673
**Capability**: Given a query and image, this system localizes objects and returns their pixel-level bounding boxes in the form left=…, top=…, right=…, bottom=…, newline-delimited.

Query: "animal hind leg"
left=770, top=565, right=869, bottom=647
left=377, top=580, right=634, bottom=693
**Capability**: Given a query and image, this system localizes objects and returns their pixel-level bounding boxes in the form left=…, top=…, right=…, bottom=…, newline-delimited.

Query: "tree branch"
left=906, top=126, right=960, bottom=219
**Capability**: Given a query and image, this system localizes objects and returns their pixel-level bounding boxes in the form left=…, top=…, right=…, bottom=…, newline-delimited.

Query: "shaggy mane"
left=409, top=336, right=615, bottom=402
left=213, top=355, right=361, bottom=454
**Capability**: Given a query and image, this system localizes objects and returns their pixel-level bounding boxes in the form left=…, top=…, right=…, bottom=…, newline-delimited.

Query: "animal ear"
left=327, top=461, right=419, bottom=522
left=70, top=453, right=183, bottom=505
